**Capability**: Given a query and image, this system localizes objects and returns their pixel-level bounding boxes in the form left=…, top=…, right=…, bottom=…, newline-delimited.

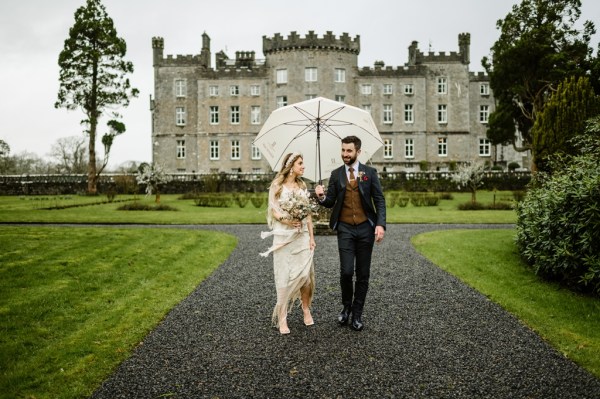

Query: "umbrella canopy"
left=253, top=97, right=383, bottom=183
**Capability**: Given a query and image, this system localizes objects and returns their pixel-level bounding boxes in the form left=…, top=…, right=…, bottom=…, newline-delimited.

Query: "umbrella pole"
left=317, top=119, right=322, bottom=185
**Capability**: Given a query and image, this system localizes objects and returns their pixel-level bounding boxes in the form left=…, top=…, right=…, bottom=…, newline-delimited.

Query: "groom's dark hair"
left=342, top=135, right=362, bottom=150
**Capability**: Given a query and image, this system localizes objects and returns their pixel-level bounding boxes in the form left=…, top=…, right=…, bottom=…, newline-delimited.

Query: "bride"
left=260, top=152, right=316, bottom=335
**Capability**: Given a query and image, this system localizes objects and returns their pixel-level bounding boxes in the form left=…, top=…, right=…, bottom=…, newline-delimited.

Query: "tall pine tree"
left=531, top=76, right=600, bottom=172
left=55, top=0, right=138, bottom=194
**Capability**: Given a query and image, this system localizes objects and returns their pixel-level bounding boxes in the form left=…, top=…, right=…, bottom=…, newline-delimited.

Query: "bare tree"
left=49, top=136, right=87, bottom=173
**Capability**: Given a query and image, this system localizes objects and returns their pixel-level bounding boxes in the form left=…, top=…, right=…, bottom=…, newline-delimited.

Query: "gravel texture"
left=90, top=224, right=600, bottom=398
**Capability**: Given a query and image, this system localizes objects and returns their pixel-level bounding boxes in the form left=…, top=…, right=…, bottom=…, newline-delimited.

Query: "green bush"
left=193, top=193, right=233, bottom=208
left=508, top=162, right=520, bottom=171
left=409, top=193, right=439, bottom=207
left=516, top=118, right=600, bottom=295
left=232, top=193, right=250, bottom=208
left=117, top=202, right=178, bottom=211
left=250, top=193, right=267, bottom=208
left=458, top=201, right=487, bottom=210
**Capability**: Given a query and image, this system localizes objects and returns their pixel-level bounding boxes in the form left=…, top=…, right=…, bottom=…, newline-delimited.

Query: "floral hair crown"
left=285, top=152, right=302, bottom=168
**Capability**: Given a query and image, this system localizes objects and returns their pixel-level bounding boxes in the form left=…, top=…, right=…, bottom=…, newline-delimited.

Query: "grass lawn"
left=0, top=191, right=517, bottom=224
left=0, top=226, right=237, bottom=399
left=412, top=229, right=600, bottom=379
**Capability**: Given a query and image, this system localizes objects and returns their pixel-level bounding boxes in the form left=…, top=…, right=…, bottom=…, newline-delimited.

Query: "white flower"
left=279, top=189, right=317, bottom=221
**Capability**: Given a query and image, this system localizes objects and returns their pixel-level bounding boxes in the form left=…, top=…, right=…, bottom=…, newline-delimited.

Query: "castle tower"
left=262, top=31, right=360, bottom=104
left=152, top=36, right=164, bottom=66
left=458, top=33, right=470, bottom=64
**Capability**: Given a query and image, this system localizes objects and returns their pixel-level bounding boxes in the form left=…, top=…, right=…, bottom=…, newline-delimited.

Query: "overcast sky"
left=1, top=0, right=598, bottom=169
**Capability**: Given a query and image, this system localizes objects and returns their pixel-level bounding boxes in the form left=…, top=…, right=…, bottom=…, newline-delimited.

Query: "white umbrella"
left=253, top=97, right=383, bottom=183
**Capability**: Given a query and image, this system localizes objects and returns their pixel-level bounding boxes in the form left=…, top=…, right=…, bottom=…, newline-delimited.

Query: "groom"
left=315, top=135, right=386, bottom=331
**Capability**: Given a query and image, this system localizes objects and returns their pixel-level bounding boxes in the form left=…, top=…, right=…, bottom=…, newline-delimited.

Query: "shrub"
left=233, top=193, right=250, bottom=208
left=458, top=201, right=486, bottom=210
left=193, top=193, right=233, bottom=207
left=397, top=197, right=409, bottom=207
left=250, top=193, right=267, bottom=208
left=437, top=192, right=454, bottom=200
left=117, top=202, right=178, bottom=211
left=516, top=117, right=600, bottom=296
left=409, top=192, right=439, bottom=207
left=508, top=162, right=520, bottom=172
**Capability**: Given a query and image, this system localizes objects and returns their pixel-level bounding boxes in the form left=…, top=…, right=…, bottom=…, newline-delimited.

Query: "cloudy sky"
left=1, top=0, right=598, bottom=169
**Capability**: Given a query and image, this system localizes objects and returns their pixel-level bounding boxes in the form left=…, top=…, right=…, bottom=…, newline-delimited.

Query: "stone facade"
left=151, top=31, right=526, bottom=175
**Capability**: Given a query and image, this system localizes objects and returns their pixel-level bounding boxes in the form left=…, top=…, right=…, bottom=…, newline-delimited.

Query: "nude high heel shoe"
left=302, top=306, right=314, bottom=326
left=279, top=317, right=290, bottom=335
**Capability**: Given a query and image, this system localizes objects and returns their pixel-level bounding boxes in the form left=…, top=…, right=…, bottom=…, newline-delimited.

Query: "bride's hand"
left=309, top=239, right=316, bottom=250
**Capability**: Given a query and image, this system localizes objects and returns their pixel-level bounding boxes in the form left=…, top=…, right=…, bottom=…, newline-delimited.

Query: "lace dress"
left=260, top=186, right=315, bottom=327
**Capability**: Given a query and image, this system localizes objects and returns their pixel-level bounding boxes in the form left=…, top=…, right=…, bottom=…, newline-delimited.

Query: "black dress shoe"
left=338, top=306, right=351, bottom=325
left=351, top=315, right=364, bottom=331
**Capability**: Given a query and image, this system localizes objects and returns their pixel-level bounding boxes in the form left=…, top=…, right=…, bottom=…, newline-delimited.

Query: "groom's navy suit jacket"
left=320, top=163, right=386, bottom=231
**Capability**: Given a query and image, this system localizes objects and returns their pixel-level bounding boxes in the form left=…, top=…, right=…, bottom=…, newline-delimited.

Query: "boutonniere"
left=358, top=171, right=368, bottom=182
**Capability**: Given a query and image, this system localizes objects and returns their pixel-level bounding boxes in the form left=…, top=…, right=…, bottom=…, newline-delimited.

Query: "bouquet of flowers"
left=279, top=189, right=317, bottom=221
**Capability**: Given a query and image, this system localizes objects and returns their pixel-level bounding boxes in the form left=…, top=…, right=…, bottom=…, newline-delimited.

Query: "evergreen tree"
left=532, top=76, right=600, bottom=172
left=55, top=0, right=138, bottom=194
left=482, top=0, right=597, bottom=160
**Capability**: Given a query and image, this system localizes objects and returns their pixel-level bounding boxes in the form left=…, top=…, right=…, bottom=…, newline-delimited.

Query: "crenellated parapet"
left=408, top=33, right=470, bottom=65
left=152, top=35, right=211, bottom=68
left=358, top=64, right=427, bottom=77
left=469, top=71, right=490, bottom=81
left=262, top=31, right=360, bottom=55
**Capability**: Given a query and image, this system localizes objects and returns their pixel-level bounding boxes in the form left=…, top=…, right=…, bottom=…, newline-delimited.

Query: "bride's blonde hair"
left=270, top=152, right=307, bottom=199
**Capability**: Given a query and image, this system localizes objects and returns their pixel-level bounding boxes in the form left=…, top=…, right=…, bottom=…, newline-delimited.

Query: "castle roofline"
left=263, top=31, right=360, bottom=55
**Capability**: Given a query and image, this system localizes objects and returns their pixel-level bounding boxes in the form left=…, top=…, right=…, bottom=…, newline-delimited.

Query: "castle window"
left=251, top=144, right=261, bottom=160
left=480, top=83, right=490, bottom=96
left=210, top=140, right=220, bottom=160
left=305, top=67, right=317, bottom=82
left=383, top=104, right=393, bottom=124
left=437, top=104, right=447, bottom=124
left=404, top=104, right=414, bottom=123
left=334, top=68, right=345, bottom=83
left=276, top=69, right=287, bottom=84
left=437, top=77, right=448, bottom=94
left=175, top=79, right=186, bottom=97
left=276, top=96, right=287, bottom=108
left=176, top=140, right=186, bottom=159
left=231, top=140, right=241, bottom=160
left=175, top=107, right=186, bottom=126
left=251, top=106, right=261, bottom=125
left=230, top=106, right=240, bottom=124
left=209, top=85, right=219, bottom=96
left=230, top=85, right=239, bottom=96
left=250, top=85, right=261, bottom=96
left=405, top=138, right=414, bottom=159
left=479, top=138, right=491, bottom=156
left=362, top=104, right=372, bottom=114
left=335, top=95, right=345, bottom=103
left=383, top=84, right=393, bottom=95
left=438, top=137, right=448, bottom=156
left=384, top=139, right=393, bottom=159
left=209, top=106, right=219, bottom=125
left=479, top=105, right=489, bottom=123
left=404, top=84, right=414, bottom=95
left=361, top=84, right=372, bottom=95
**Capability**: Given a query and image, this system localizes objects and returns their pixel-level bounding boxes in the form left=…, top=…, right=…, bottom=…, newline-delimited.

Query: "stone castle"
left=150, top=31, right=524, bottom=175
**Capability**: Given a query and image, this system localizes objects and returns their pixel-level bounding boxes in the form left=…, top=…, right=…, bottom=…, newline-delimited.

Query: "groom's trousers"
left=337, top=221, right=375, bottom=316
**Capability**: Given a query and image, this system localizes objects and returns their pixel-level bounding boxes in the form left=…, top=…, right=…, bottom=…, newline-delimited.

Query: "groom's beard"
left=343, top=155, right=357, bottom=165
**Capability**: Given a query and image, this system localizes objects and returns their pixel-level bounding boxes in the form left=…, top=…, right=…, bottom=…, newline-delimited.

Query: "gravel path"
left=90, top=224, right=600, bottom=398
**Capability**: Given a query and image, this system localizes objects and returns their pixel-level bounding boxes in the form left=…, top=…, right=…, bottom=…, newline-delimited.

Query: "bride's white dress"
left=260, top=186, right=315, bottom=327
